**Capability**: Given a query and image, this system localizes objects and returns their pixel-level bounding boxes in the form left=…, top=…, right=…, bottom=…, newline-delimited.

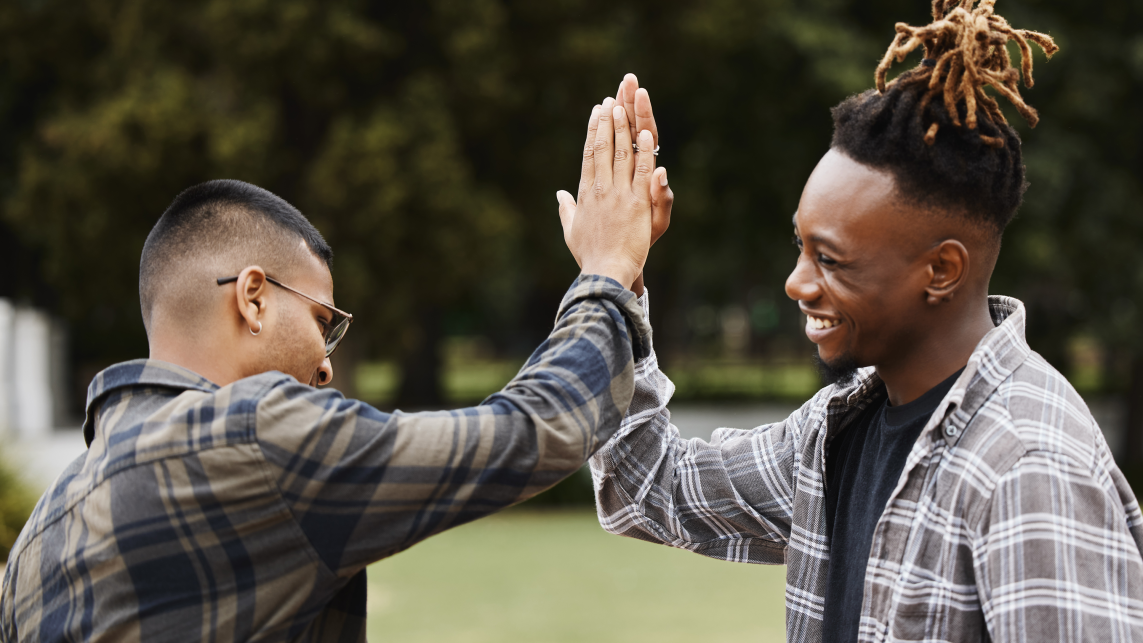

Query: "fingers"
left=631, top=129, right=655, bottom=196
left=650, top=167, right=673, bottom=246
left=617, top=73, right=639, bottom=141
left=634, top=88, right=659, bottom=148
left=611, top=104, right=635, bottom=188
left=593, top=97, right=616, bottom=189
left=578, top=104, right=601, bottom=202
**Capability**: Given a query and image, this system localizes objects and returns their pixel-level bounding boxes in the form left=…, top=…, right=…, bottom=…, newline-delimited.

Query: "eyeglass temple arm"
left=216, top=277, right=239, bottom=285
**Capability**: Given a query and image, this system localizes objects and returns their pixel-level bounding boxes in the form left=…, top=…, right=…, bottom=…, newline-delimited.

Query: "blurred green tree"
left=0, top=0, right=519, bottom=405
left=0, top=451, right=36, bottom=562
left=0, top=0, right=1140, bottom=478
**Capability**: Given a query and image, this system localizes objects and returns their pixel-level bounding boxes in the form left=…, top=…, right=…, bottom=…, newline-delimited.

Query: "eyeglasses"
left=216, top=275, right=353, bottom=357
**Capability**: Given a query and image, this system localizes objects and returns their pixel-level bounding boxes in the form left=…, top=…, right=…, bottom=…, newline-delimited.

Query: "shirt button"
left=944, top=424, right=958, bottom=437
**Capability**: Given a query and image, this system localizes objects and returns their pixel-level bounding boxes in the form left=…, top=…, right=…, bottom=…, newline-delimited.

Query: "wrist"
left=581, top=259, right=640, bottom=291
left=631, top=272, right=645, bottom=296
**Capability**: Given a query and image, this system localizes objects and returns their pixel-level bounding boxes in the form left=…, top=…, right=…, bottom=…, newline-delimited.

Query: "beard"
left=814, top=352, right=859, bottom=388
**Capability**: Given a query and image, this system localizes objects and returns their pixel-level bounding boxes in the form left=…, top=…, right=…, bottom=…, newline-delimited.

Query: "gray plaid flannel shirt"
left=591, top=292, right=1143, bottom=642
left=1, top=275, right=650, bottom=643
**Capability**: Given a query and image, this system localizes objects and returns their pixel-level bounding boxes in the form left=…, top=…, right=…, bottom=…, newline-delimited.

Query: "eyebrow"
left=791, top=212, right=844, bottom=254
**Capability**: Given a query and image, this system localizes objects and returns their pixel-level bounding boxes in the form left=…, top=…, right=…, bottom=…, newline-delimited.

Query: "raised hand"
left=616, top=74, right=673, bottom=295
left=556, top=97, right=656, bottom=291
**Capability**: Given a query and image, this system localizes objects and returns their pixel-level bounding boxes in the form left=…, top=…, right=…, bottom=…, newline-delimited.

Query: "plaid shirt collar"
left=834, top=295, right=1031, bottom=445
left=83, top=359, right=220, bottom=446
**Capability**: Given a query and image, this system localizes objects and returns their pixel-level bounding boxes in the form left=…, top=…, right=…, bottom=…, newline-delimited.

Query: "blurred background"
left=0, top=0, right=1140, bottom=640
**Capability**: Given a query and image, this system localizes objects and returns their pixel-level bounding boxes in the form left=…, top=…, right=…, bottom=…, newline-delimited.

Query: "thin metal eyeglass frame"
left=216, top=275, right=353, bottom=357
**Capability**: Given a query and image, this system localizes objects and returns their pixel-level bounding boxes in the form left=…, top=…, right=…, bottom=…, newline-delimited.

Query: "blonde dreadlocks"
left=828, top=0, right=1058, bottom=232
left=876, top=0, right=1059, bottom=148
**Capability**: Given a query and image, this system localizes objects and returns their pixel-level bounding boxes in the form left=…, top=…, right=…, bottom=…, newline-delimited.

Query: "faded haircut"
left=139, top=179, right=333, bottom=335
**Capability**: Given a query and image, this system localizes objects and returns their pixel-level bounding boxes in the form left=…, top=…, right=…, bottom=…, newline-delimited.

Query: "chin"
left=814, top=350, right=860, bottom=387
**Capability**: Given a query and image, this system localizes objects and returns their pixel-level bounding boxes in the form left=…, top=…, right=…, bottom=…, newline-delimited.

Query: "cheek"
left=824, top=275, right=893, bottom=343
left=279, top=308, right=326, bottom=373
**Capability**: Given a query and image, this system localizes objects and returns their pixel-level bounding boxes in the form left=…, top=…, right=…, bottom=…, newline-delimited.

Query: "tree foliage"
left=1, top=0, right=1140, bottom=461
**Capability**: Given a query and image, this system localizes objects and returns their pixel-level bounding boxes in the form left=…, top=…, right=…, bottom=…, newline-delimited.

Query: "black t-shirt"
left=821, top=368, right=964, bottom=642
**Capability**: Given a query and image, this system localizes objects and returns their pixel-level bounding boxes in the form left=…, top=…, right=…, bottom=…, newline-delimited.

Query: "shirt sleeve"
left=252, top=274, right=651, bottom=577
left=975, top=444, right=1143, bottom=641
left=589, top=289, right=817, bottom=565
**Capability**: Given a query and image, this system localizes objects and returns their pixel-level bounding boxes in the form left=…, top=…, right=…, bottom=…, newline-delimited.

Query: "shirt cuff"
left=556, top=274, right=653, bottom=361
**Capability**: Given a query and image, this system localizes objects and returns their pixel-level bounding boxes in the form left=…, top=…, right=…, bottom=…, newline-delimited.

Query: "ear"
left=924, top=240, right=969, bottom=305
left=234, top=266, right=270, bottom=334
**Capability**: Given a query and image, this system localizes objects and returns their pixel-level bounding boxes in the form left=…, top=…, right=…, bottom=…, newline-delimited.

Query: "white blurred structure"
left=0, top=298, right=69, bottom=439
left=0, top=298, right=86, bottom=493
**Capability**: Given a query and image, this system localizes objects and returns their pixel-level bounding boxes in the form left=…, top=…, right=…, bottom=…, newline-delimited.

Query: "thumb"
left=556, top=190, right=577, bottom=235
left=650, top=168, right=673, bottom=246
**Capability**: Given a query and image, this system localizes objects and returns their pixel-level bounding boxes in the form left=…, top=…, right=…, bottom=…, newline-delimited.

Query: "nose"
left=785, top=253, right=822, bottom=303
left=316, top=357, right=334, bottom=386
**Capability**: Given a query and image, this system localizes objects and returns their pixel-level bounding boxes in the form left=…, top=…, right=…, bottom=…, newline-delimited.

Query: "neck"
left=148, top=332, right=244, bottom=387
left=874, top=295, right=993, bottom=406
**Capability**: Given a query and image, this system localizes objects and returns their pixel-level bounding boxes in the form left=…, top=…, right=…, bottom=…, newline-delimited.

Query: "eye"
left=817, top=253, right=837, bottom=266
left=792, top=235, right=804, bottom=251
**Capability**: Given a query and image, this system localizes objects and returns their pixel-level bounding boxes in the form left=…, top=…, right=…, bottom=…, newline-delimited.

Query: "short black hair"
left=830, top=82, right=1026, bottom=232
left=139, top=179, right=333, bottom=333
left=830, top=0, right=1057, bottom=234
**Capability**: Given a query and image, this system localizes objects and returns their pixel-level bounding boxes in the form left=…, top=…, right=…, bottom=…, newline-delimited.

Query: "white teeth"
left=808, top=315, right=839, bottom=330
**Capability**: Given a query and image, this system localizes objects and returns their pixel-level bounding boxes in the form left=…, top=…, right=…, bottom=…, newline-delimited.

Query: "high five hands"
left=557, top=74, right=674, bottom=296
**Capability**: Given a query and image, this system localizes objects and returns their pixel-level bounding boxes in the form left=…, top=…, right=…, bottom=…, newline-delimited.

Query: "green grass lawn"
left=367, top=509, right=788, bottom=642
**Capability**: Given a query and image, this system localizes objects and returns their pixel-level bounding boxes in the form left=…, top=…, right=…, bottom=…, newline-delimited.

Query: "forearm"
left=257, top=274, right=650, bottom=570
left=589, top=293, right=798, bottom=564
left=477, top=273, right=651, bottom=494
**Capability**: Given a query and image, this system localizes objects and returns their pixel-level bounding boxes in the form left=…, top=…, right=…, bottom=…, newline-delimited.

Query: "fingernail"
left=639, top=129, right=653, bottom=145
left=659, top=169, right=668, bottom=187
left=613, top=105, right=624, bottom=120
left=556, top=191, right=561, bottom=203
left=602, top=97, right=614, bottom=109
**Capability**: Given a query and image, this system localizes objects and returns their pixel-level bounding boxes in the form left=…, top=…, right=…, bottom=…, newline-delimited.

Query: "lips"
left=803, top=313, right=843, bottom=343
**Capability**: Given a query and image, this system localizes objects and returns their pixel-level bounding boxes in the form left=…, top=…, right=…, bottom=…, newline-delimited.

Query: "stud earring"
left=251, top=321, right=263, bottom=336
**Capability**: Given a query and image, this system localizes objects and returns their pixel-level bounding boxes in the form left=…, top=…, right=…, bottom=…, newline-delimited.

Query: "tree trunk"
left=395, top=308, right=444, bottom=408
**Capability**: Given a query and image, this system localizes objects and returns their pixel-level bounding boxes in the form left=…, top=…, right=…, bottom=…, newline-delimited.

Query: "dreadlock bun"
left=830, top=0, right=1057, bottom=232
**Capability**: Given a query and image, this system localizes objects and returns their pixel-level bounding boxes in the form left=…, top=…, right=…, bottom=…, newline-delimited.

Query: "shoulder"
left=995, top=351, right=1101, bottom=461
left=247, top=374, right=393, bottom=449
left=960, top=351, right=1112, bottom=494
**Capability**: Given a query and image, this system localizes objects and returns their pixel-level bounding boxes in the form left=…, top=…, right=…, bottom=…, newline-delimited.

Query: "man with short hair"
left=1, top=86, right=671, bottom=640
left=588, top=4, right=1143, bottom=642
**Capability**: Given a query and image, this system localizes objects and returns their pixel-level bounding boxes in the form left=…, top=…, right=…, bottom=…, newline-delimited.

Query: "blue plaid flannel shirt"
left=1, top=275, right=649, bottom=642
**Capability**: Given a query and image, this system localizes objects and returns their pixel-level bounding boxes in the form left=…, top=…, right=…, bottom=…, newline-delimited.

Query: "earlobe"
left=235, top=265, right=269, bottom=334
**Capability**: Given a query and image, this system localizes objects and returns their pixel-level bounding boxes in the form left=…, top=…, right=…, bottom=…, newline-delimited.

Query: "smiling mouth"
left=807, top=315, right=841, bottom=330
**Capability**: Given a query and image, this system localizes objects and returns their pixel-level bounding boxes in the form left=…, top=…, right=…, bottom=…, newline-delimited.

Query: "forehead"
left=793, top=149, right=902, bottom=240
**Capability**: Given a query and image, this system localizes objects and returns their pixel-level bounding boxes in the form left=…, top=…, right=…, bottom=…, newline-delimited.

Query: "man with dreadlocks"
left=580, top=1, right=1143, bottom=641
